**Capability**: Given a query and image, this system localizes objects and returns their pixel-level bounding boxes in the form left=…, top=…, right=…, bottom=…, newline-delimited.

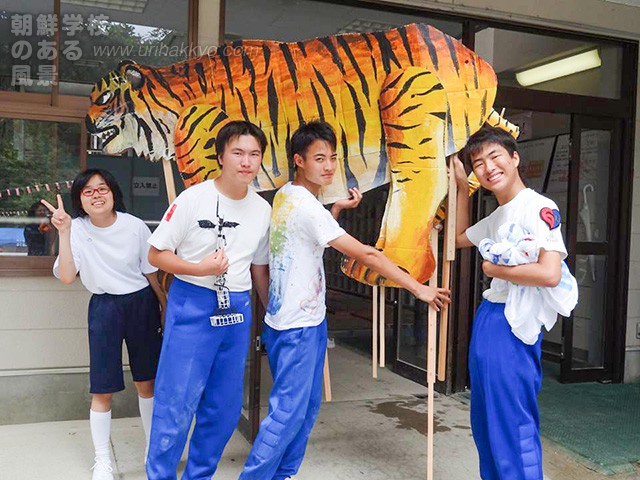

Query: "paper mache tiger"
left=86, top=23, right=518, bottom=287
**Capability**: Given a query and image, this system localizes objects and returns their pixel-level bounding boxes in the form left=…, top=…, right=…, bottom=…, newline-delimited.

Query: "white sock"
left=89, top=409, right=112, bottom=462
left=138, top=396, right=154, bottom=449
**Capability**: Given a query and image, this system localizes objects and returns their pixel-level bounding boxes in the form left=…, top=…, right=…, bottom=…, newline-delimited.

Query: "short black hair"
left=461, top=125, right=518, bottom=169
left=215, top=121, right=267, bottom=160
left=71, top=168, right=127, bottom=218
left=289, top=121, right=337, bottom=168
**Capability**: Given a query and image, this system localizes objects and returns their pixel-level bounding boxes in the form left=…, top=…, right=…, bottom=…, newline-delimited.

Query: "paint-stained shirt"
left=265, top=182, right=345, bottom=330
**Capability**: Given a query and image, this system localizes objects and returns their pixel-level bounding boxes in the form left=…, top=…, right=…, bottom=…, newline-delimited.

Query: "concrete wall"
left=0, top=277, right=141, bottom=424
left=0, top=278, right=90, bottom=371
left=0, top=277, right=90, bottom=424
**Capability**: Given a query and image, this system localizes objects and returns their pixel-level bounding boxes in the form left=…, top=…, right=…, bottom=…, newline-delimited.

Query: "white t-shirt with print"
left=53, top=212, right=157, bottom=295
left=265, top=182, right=346, bottom=331
left=466, top=188, right=568, bottom=303
left=148, top=180, right=271, bottom=292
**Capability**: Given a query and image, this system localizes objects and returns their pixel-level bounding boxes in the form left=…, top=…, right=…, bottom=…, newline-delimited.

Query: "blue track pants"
left=146, top=279, right=252, bottom=480
left=239, top=320, right=327, bottom=480
left=469, top=300, right=543, bottom=480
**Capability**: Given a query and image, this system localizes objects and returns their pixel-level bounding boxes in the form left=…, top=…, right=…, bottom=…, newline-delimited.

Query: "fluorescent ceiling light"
left=515, top=49, right=602, bottom=87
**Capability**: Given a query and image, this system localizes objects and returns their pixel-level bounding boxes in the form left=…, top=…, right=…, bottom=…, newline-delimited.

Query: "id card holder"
left=210, top=313, right=245, bottom=327
left=214, top=285, right=230, bottom=309
left=213, top=275, right=230, bottom=310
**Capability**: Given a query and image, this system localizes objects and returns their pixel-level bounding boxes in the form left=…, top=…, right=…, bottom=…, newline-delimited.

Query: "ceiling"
left=224, top=0, right=463, bottom=42
left=0, top=0, right=187, bottom=30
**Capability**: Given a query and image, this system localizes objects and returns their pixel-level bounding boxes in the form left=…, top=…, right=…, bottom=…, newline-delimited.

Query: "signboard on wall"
left=544, top=130, right=610, bottom=194
left=517, top=137, right=555, bottom=191
left=133, top=177, right=160, bottom=197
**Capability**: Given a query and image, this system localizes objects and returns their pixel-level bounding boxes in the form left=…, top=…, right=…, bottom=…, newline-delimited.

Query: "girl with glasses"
left=42, top=168, right=165, bottom=480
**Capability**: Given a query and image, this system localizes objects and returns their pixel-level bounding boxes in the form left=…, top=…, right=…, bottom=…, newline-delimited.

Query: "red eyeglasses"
left=81, top=186, right=111, bottom=197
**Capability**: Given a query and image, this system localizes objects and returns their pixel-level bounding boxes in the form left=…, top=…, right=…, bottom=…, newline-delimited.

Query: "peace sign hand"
left=41, top=194, right=72, bottom=234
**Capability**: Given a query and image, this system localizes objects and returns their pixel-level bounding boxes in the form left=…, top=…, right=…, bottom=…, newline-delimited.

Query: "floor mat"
left=539, top=370, right=640, bottom=474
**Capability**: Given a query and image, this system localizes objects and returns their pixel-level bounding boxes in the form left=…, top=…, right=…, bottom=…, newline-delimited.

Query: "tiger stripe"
left=87, top=22, right=512, bottom=284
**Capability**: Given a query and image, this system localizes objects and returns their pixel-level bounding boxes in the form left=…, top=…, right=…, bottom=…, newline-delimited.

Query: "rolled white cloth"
left=479, top=223, right=578, bottom=345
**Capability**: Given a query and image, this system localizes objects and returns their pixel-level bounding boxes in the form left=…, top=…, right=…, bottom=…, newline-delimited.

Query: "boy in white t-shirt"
left=146, top=121, right=271, bottom=480
left=454, top=126, right=568, bottom=480
left=239, top=121, right=451, bottom=480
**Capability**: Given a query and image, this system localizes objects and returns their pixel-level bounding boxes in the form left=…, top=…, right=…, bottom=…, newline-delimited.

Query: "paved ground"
left=1, top=346, right=638, bottom=479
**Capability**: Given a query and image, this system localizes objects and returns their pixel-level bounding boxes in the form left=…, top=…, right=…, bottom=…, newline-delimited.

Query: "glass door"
left=560, top=115, right=622, bottom=383
left=395, top=287, right=427, bottom=384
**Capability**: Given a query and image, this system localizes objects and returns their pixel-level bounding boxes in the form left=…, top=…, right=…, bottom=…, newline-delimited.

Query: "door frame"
left=560, top=115, right=624, bottom=382
left=237, top=292, right=264, bottom=442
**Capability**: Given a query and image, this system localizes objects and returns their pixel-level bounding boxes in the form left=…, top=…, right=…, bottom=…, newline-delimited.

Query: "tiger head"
left=86, top=60, right=183, bottom=161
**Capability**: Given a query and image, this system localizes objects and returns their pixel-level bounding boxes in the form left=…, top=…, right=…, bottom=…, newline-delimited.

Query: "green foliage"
left=0, top=119, right=79, bottom=214
left=60, top=17, right=187, bottom=85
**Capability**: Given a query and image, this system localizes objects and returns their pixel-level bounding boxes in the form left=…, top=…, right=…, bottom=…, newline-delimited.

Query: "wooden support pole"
left=162, top=159, right=177, bottom=203
left=379, top=286, right=386, bottom=368
left=427, top=228, right=439, bottom=480
left=372, top=285, right=379, bottom=379
left=437, top=264, right=451, bottom=382
left=323, top=350, right=332, bottom=402
left=437, top=160, right=458, bottom=381
left=159, top=159, right=177, bottom=302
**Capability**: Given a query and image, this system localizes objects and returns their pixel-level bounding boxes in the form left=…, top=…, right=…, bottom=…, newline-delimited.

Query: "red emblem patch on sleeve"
left=539, top=207, right=561, bottom=230
left=165, top=204, right=177, bottom=221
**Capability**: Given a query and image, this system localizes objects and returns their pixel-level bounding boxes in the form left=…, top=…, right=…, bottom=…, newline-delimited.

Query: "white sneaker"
left=91, top=457, right=114, bottom=480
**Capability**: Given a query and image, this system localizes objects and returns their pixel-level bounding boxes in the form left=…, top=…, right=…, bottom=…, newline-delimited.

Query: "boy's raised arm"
left=329, top=233, right=450, bottom=311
